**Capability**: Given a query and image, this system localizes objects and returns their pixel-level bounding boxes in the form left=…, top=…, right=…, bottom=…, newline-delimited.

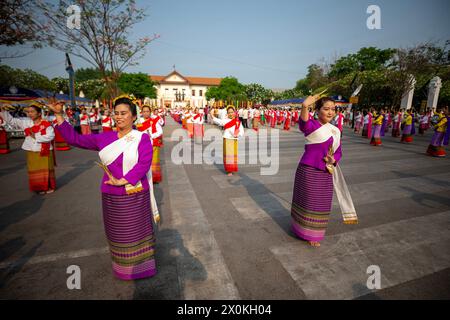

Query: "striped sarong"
left=81, top=124, right=91, bottom=135
left=26, top=151, right=56, bottom=192
left=427, top=131, right=446, bottom=157
left=362, top=124, right=368, bottom=137
left=401, top=124, right=413, bottom=143
left=370, top=124, right=382, bottom=146
left=419, top=123, right=427, bottom=135
left=194, top=123, right=204, bottom=144
left=152, top=146, right=162, bottom=183
left=392, top=123, right=400, bottom=137
left=284, top=118, right=291, bottom=131
left=0, top=129, right=9, bottom=154
left=102, top=190, right=156, bottom=280
left=223, top=138, right=238, bottom=173
left=253, top=117, right=260, bottom=131
left=186, top=123, right=194, bottom=138
left=291, top=164, right=333, bottom=242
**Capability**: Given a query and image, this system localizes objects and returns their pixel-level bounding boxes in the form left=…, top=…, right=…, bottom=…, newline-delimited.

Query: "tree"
left=75, top=67, right=105, bottom=82
left=328, top=47, right=395, bottom=79
left=0, top=64, right=55, bottom=91
left=117, top=72, right=156, bottom=99
left=0, top=0, right=44, bottom=60
left=51, top=77, right=70, bottom=93
left=388, top=41, right=450, bottom=107
left=77, top=79, right=106, bottom=100
left=294, top=64, right=329, bottom=94
left=205, top=77, right=245, bottom=101
left=244, top=83, right=272, bottom=104
left=37, top=0, right=159, bottom=97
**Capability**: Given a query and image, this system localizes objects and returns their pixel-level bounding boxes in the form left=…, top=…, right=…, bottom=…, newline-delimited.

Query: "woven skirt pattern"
left=0, top=130, right=9, bottom=153
left=102, top=190, right=156, bottom=280
left=427, top=131, right=446, bottom=157
left=26, top=151, right=56, bottom=192
left=291, top=164, right=333, bottom=242
left=370, top=124, right=382, bottom=145
left=223, top=138, right=238, bottom=173
left=152, top=146, right=162, bottom=183
left=401, top=124, right=413, bottom=143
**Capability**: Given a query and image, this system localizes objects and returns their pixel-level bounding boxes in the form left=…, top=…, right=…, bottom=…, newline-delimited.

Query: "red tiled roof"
left=185, top=77, right=222, bottom=86
left=149, top=75, right=165, bottom=82
left=149, top=72, right=222, bottom=86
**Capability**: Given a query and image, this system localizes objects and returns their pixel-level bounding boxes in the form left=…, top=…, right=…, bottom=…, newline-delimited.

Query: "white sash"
left=98, top=130, right=160, bottom=224
left=305, top=123, right=358, bottom=223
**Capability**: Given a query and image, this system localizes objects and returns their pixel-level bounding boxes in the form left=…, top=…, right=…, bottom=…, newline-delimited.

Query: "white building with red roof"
left=149, top=70, right=222, bottom=109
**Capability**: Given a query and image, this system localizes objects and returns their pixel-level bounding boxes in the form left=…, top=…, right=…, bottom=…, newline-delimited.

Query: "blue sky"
left=2, top=0, right=450, bottom=89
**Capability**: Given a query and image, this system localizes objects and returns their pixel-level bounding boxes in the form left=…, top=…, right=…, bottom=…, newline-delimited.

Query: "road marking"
left=0, top=247, right=109, bottom=269
left=270, top=211, right=450, bottom=299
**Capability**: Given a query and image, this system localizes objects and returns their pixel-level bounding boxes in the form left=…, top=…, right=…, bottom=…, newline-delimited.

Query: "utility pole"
left=65, top=53, right=76, bottom=108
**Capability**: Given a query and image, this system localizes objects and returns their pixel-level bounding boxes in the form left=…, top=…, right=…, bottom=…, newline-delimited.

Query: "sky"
left=2, top=0, right=450, bottom=89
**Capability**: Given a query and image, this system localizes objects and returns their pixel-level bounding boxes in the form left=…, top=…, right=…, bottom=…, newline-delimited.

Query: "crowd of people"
left=0, top=96, right=449, bottom=278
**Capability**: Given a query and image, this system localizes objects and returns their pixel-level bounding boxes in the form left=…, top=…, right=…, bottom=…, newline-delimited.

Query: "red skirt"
left=370, top=137, right=382, bottom=146
left=0, top=129, right=10, bottom=154
left=81, top=124, right=91, bottom=135
left=401, top=135, right=413, bottom=143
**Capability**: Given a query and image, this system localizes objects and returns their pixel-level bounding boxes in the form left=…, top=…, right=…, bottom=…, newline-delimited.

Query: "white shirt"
left=185, top=112, right=194, bottom=123
left=151, top=114, right=165, bottom=126
left=420, top=115, right=429, bottom=124
left=212, top=116, right=244, bottom=140
left=238, top=108, right=244, bottom=117
left=218, top=108, right=227, bottom=120
left=363, top=115, right=369, bottom=124
left=242, top=109, right=248, bottom=119
left=0, top=111, right=54, bottom=152
left=192, top=113, right=204, bottom=124
left=102, top=115, right=114, bottom=128
left=80, top=114, right=89, bottom=125
left=89, top=112, right=99, bottom=123
left=140, top=117, right=163, bottom=140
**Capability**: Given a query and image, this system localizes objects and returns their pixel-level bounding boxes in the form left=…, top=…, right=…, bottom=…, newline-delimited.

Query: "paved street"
left=1, top=118, right=450, bottom=299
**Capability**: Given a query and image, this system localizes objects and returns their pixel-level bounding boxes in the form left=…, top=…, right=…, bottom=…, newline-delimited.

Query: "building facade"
left=149, top=70, right=222, bottom=109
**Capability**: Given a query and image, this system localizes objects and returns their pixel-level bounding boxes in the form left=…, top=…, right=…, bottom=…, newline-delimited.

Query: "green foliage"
left=76, top=79, right=106, bottom=100
left=0, top=64, right=55, bottom=91
left=51, top=77, right=69, bottom=93
left=244, top=83, right=273, bottom=104
left=328, top=47, right=395, bottom=79
left=205, top=77, right=245, bottom=101
left=292, top=43, right=449, bottom=107
left=75, top=68, right=107, bottom=82
left=117, top=72, right=156, bottom=99
left=294, top=64, right=328, bottom=93
left=273, top=89, right=304, bottom=100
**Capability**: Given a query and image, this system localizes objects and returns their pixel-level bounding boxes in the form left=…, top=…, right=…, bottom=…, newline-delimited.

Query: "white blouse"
left=0, top=111, right=54, bottom=152
left=212, top=116, right=244, bottom=140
